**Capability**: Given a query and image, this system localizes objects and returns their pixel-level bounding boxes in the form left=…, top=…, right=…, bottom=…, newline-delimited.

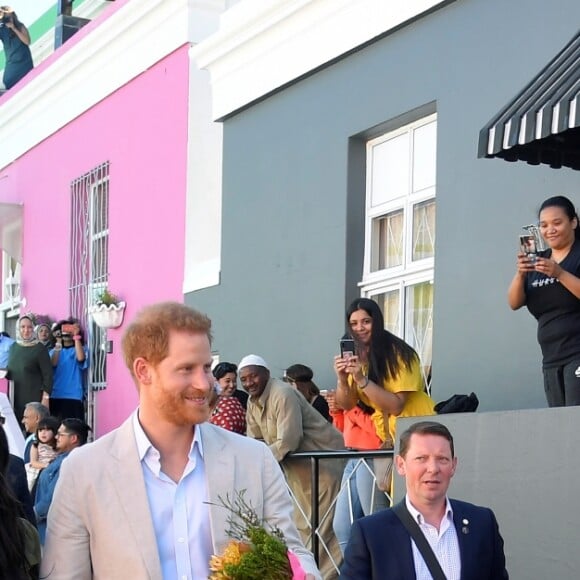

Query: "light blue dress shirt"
left=133, top=413, right=213, bottom=580
left=0, top=334, right=15, bottom=368
left=406, top=495, right=461, bottom=580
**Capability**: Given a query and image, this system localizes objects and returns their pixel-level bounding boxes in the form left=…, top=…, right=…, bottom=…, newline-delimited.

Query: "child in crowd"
left=25, top=416, right=59, bottom=491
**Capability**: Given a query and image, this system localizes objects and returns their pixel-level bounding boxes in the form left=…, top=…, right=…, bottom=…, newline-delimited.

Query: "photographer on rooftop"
left=0, top=6, right=33, bottom=90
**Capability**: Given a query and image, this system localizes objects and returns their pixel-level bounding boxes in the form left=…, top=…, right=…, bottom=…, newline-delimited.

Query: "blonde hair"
left=122, top=302, right=212, bottom=378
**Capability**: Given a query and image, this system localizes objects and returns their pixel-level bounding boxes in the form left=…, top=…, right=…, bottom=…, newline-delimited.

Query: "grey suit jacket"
left=40, top=415, right=320, bottom=579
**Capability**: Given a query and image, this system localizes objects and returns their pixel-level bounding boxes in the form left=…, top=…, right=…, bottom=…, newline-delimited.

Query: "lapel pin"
left=462, top=518, right=469, bottom=534
left=462, top=518, right=469, bottom=525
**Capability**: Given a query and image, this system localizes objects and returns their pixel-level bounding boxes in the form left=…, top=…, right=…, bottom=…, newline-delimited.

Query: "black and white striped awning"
left=478, top=29, right=580, bottom=170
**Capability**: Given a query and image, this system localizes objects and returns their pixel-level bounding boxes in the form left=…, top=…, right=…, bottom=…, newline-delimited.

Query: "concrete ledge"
left=396, top=407, right=580, bottom=579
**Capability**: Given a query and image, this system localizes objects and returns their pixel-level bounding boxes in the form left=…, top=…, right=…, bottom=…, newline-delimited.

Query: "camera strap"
left=392, top=501, right=447, bottom=580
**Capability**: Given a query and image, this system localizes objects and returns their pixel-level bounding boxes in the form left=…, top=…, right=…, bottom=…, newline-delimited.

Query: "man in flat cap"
left=239, top=354, right=345, bottom=579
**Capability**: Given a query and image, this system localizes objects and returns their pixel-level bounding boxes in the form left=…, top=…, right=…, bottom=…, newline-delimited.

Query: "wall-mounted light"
left=4, top=274, right=19, bottom=305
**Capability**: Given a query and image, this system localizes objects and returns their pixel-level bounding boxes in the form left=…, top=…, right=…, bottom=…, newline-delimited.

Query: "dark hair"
left=61, top=418, right=91, bottom=446
left=284, top=364, right=320, bottom=398
left=0, top=424, right=8, bottom=475
left=284, top=364, right=313, bottom=383
left=346, top=297, right=419, bottom=384
left=54, top=318, right=83, bottom=342
left=399, top=421, right=454, bottom=458
left=539, top=195, right=580, bottom=240
left=0, top=425, right=31, bottom=579
left=213, top=362, right=237, bottom=381
left=36, top=416, right=60, bottom=449
left=0, top=8, right=22, bottom=26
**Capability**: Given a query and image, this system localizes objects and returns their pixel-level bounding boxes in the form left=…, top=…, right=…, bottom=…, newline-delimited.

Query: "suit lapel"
left=395, top=523, right=418, bottom=580
left=451, top=500, right=474, bottom=580
left=199, top=423, right=236, bottom=553
left=108, top=417, right=162, bottom=579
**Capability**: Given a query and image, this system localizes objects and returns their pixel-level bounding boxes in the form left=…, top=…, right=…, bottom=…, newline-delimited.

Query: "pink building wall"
left=0, top=46, right=190, bottom=435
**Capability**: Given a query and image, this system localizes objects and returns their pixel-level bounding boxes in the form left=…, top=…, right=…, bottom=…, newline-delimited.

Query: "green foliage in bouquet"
left=209, top=490, right=292, bottom=580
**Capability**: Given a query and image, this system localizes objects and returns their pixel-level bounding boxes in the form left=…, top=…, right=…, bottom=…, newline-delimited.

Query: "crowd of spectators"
left=4, top=315, right=88, bottom=423
left=0, top=298, right=434, bottom=579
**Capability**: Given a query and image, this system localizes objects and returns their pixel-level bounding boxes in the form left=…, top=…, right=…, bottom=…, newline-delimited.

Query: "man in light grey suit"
left=40, top=302, right=320, bottom=580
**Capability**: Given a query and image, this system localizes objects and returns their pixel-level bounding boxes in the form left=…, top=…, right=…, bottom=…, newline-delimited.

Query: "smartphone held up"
left=519, top=234, right=538, bottom=263
left=340, top=338, right=356, bottom=360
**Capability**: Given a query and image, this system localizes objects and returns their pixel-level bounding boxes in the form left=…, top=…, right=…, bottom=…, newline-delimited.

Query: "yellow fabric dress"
left=353, top=357, right=435, bottom=442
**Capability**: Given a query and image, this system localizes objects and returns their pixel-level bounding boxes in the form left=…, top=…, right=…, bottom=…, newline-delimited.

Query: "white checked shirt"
left=133, top=413, right=213, bottom=580
left=406, top=495, right=461, bottom=580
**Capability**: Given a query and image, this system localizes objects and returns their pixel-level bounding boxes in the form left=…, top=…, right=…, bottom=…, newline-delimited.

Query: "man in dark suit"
left=341, top=420, right=508, bottom=579
left=1, top=418, right=35, bottom=525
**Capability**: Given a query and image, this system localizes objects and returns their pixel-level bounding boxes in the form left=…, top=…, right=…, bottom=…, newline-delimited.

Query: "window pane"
left=373, top=210, right=403, bottom=270
left=91, top=236, right=109, bottom=284
left=373, top=289, right=400, bottom=335
left=91, top=182, right=109, bottom=235
left=89, top=321, right=107, bottom=388
left=412, top=121, right=436, bottom=192
left=370, top=132, right=410, bottom=207
left=405, top=281, right=433, bottom=390
left=412, top=199, right=435, bottom=261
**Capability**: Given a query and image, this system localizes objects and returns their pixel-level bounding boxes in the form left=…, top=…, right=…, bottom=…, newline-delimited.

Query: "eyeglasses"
left=55, top=431, right=72, bottom=438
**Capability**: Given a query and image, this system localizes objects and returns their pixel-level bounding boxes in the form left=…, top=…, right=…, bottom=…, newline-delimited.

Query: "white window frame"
left=359, top=114, right=437, bottom=390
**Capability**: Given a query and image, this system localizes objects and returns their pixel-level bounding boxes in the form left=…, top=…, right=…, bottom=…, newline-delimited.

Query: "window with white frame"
left=360, top=114, right=436, bottom=391
left=69, top=161, right=110, bottom=431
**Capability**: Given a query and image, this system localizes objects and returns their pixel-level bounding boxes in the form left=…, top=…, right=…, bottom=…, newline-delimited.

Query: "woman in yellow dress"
left=334, top=297, right=434, bottom=446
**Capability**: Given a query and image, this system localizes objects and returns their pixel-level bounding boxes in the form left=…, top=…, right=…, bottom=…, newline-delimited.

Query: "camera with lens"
left=0, top=12, right=13, bottom=25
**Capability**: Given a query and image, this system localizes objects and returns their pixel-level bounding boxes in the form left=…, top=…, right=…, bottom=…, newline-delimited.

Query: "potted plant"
left=89, top=289, right=126, bottom=329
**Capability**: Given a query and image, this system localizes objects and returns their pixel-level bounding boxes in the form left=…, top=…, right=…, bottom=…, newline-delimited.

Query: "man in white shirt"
left=341, top=420, right=508, bottom=579
left=40, top=302, right=320, bottom=580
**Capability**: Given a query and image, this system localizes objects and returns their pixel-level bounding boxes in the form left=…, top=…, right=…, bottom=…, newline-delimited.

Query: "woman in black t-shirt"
left=508, top=195, right=580, bottom=406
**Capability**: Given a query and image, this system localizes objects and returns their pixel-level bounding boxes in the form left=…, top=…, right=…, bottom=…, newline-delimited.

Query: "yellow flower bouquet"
left=209, top=491, right=305, bottom=580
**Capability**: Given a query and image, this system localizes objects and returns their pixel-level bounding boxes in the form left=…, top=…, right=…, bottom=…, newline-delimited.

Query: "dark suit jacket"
left=341, top=499, right=508, bottom=579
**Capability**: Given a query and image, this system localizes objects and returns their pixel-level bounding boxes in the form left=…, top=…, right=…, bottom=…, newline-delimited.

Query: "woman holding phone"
left=508, top=195, right=580, bottom=407
left=334, top=297, right=434, bottom=445
left=49, top=319, right=88, bottom=421
left=333, top=297, right=434, bottom=549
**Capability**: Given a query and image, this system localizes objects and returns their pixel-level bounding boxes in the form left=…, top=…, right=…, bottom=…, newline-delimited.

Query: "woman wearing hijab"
left=35, top=323, right=53, bottom=350
left=7, top=316, right=53, bottom=424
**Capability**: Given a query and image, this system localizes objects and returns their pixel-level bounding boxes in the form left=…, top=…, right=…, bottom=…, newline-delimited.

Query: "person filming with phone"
left=508, top=195, right=580, bottom=407
left=335, top=297, right=435, bottom=451
left=0, top=6, right=33, bottom=90
left=333, top=298, right=435, bottom=547
left=49, top=319, right=88, bottom=421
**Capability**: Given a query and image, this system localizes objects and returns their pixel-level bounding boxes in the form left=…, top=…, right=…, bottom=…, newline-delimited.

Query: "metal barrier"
left=286, top=449, right=394, bottom=573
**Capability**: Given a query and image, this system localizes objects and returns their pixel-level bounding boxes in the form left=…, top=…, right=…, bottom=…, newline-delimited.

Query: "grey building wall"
left=187, top=0, right=580, bottom=408
left=395, top=410, right=580, bottom=579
